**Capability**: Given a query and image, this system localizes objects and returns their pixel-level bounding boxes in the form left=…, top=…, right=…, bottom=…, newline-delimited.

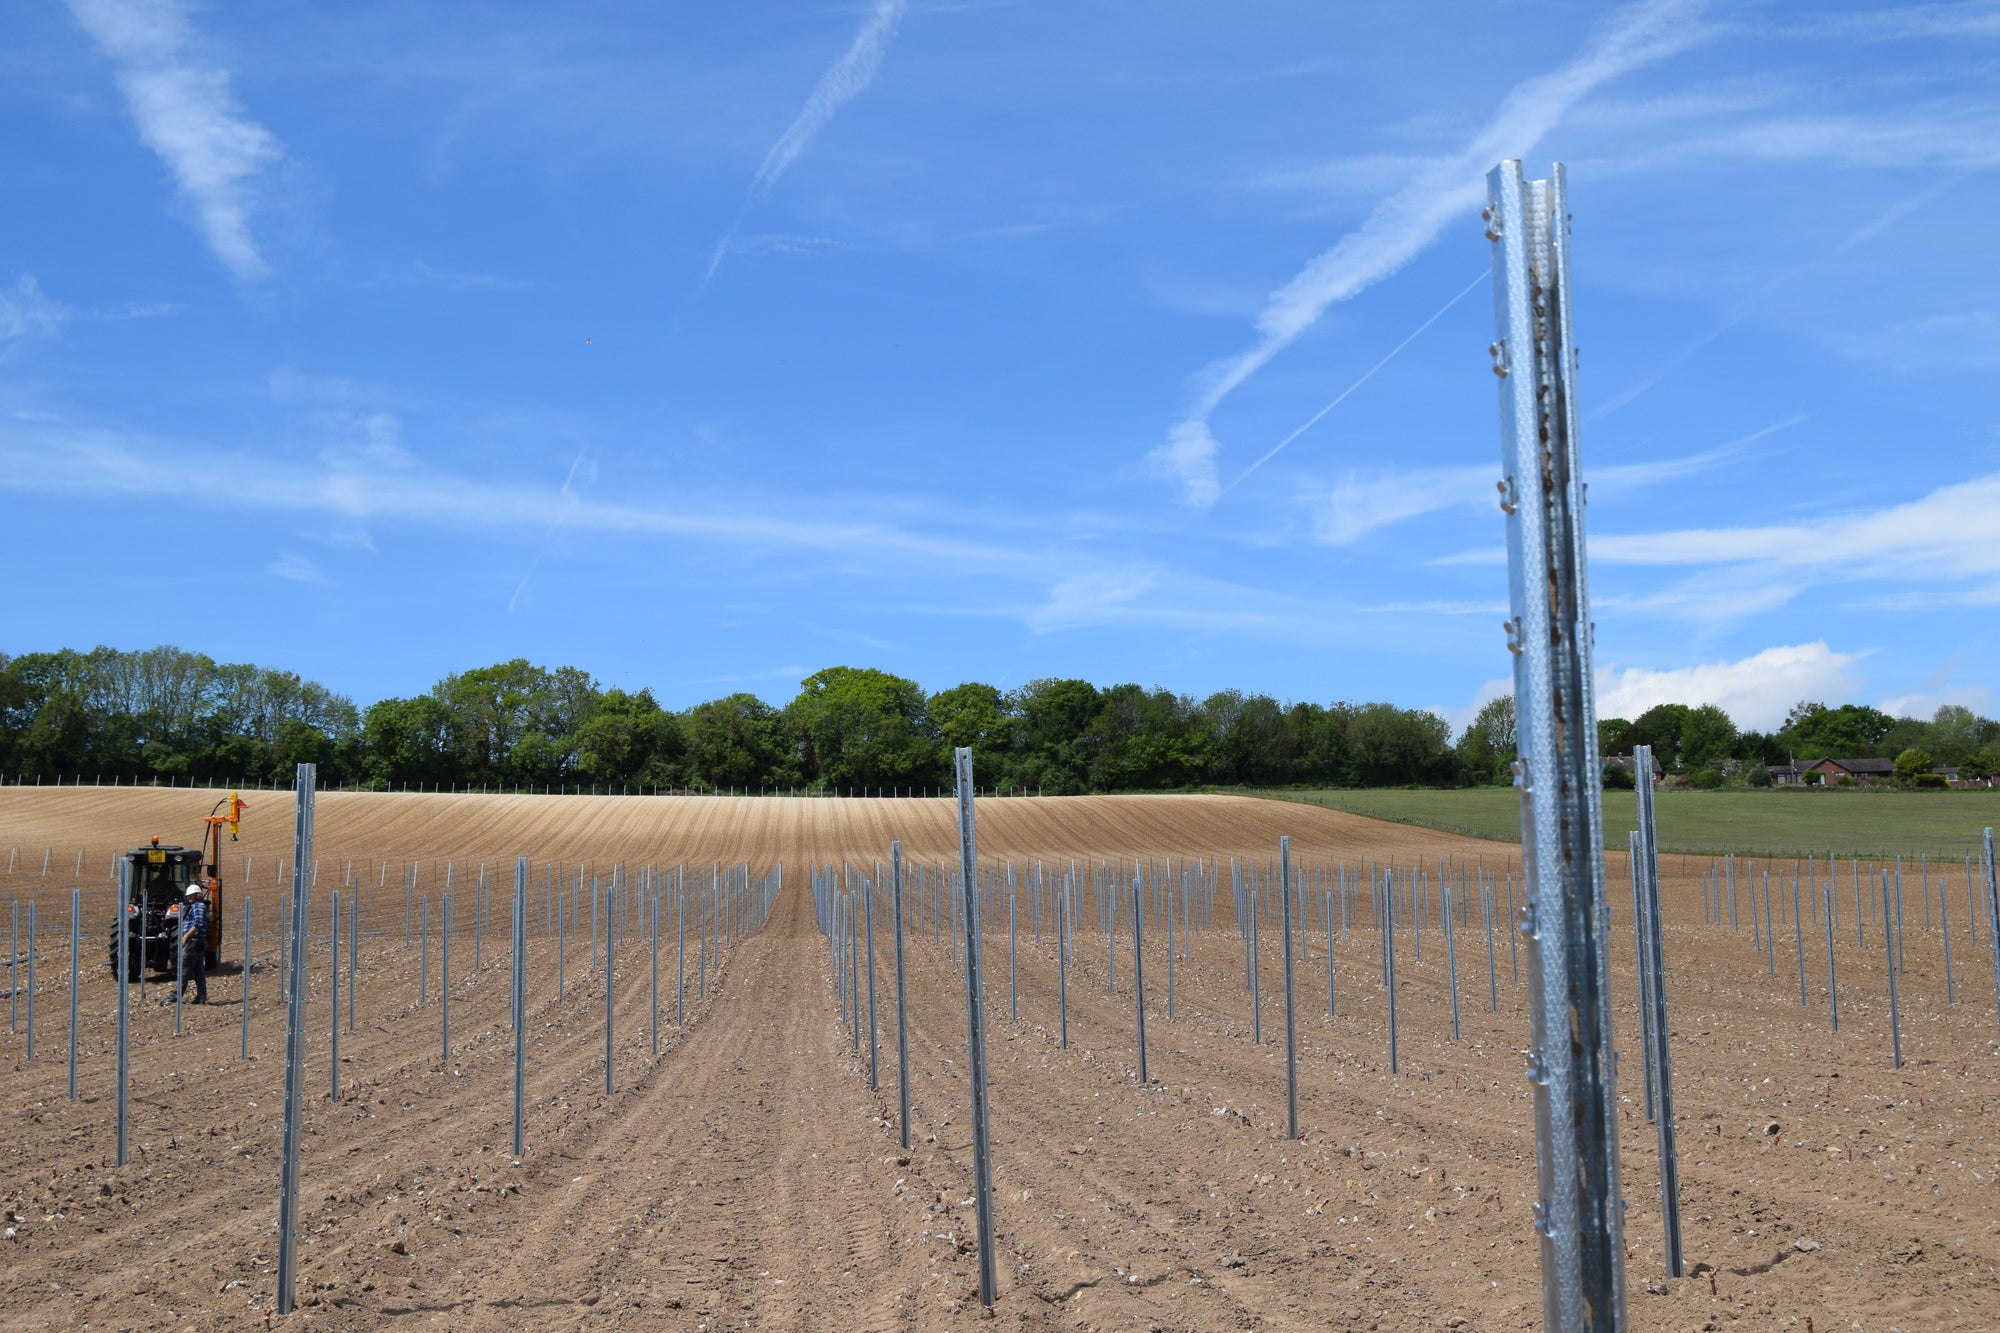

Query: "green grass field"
left=1249, top=786, right=2000, bottom=859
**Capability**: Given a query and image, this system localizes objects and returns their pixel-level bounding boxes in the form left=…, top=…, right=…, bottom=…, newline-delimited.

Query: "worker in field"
left=177, top=884, right=209, bottom=1004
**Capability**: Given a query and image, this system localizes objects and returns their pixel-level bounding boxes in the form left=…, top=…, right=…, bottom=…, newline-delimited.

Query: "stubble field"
left=2, top=786, right=1997, bottom=1332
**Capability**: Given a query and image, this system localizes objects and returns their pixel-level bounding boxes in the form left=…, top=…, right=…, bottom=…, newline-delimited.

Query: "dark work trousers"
left=180, top=937, right=208, bottom=1003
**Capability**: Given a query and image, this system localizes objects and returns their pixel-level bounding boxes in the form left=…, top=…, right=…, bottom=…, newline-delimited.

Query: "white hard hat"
left=185, top=884, right=204, bottom=897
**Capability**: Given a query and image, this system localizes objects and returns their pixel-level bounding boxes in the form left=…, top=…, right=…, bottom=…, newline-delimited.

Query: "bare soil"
left=2, top=788, right=1996, bottom=1331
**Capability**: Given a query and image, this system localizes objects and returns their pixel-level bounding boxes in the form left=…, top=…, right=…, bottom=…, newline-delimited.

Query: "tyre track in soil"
left=446, top=876, right=928, bottom=1332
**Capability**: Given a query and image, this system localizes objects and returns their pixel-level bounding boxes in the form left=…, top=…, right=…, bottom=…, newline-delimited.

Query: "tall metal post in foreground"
left=68, top=890, right=80, bottom=1099
left=330, top=890, right=341, bottom=1102
left=1487, top=159, right=1625, bottom=1330
left=1131, top=872, right=1148, bottom=1085
left=115, top=856, right=130, bottom=1164
left=953, top=748, right=999, bottom=1309
left=277, top=763, right=317, bottom=1317
left=1985, top=829, right=2000, bottom=1034
left=892, top=842, right=912, bottom=1151
left=1279, top=837, right=1299, bottom=1140
left=513, top=857, right=528, bottom=1157
left=1634, top=745, right=1682, bottom=1277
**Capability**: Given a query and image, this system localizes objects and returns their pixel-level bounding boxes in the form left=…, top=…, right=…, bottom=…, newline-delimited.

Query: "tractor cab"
left=110, top=837, right=219, bottom=977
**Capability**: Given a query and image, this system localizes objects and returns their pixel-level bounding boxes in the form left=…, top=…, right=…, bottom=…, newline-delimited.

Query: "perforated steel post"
left=1132, top=872, right=1148, bottom=1085
left=514, top=857, right=527, bottom=1157
left=1487, top=159, right=1624, bottom=1330
left=277, top=764, right=317, bottom=1316
left=953, top=749, right=999, bottom=1308
left=1634, top=745, right=1682, bottom=1277
left=892, top=842, right=912, bottom=1149
left=1985, top=829, right=2000, bottom=1033
left=68, top=890, right=80, bottom=1098
left=1279, top=837, right=1298, bottom=1139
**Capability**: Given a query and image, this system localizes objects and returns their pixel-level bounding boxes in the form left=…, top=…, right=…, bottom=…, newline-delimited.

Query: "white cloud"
left=1149, top=0, right=1713, bottom=506
left=1592, top=472, right=2000, bottom=581
left=1879, top=685, right=1995, bottom=719
left=705, top=0, right=909, bottom=281
left=1594, top=642, right=1862, bottom=731
left=268, top=553, right=329, bottom=585
left=1440, top=675, right=1513, bottom=738
left=0, top=276, right=71, bottom=348
left=67, top=0, right=282, bottom=281
left=750, top=0, right=908, bottom=199
left=1313, top=465, right=1491, bottom=545
left=0, top=411, right=1041, bottom=574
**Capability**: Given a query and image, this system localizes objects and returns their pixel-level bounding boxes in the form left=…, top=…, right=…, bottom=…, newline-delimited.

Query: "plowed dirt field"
left=2, top=788, right=1997, bottom=1331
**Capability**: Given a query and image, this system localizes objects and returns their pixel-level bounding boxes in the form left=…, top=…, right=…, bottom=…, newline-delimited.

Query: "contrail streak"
left=1221, top=269, right=1490, bottom=497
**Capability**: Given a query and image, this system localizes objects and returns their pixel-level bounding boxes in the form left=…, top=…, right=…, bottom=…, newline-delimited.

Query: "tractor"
left=108, top=793, right=244, bottom=979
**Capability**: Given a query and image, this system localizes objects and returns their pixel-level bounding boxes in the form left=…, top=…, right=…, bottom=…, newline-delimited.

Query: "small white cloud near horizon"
left=1148, top=0, right=1712, bottom=507
left=66, top=0, right=282, bottom=281
left=1595, top=641, right=1861, bottom=732
left=268, top=553, right=329, bottom=585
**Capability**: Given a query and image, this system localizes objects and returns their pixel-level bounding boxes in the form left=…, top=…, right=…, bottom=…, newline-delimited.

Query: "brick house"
left=1805, top=757, right=1896, bottom=785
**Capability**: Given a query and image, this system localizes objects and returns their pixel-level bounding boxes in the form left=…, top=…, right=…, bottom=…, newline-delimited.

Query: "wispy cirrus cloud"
left=1149, top=0, right=1714, bottom=507
left=66, top=0, right=282, bottom=281
left=268, top=553, right=329, bottom=586
left=1306, top=427, right=1762, bottom=548
left=705, top=0, right=909, bottom=282
left=0, top=276, right=71, bottom=349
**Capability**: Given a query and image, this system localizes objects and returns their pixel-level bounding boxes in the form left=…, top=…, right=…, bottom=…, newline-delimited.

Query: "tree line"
left=1, top=646, right=1994, bottom=794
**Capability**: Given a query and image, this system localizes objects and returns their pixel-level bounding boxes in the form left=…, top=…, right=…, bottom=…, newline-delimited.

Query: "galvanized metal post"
left=1249, top=889, right=1261, bottom=1045
left=1793, top=874, right=1807, bottom=1005
left=1487, top=158, right=1624, bottom=1330
left=1983, top=828, right=1999, bottom=1034
left=1009, top=890, right=1018, bottom=1022
left=1326, top=889, right=1337, bottom=1017
left=241, top=897, right=251, bottom=1060
left=330, top=890, right=341, bottom=1102
left=348, top=891, right=358, bottom=1032
left=25, top=900, right=34, bottom=1060
left=865, top=876, right=880, bottom=1091
left=1634, top=745, right=1682, bottom=1277
left=1444, top=880, right=1461, bottom=1043
left=1484, top=881, right=1499, bottom=1011
left=1384, top=870, right=1399, bottom=1075
left=1057, top=888, right=1070, bottom=1049
left=1882, top=870, right=1903, bottom=1068
left=1823, top=881, right=1839, bottom=1031
left=650, top=870, right=660, bottom=1055
left=174, top=891, right=184, bottom=1036
left=605, top=871, right=615, bottom=1095
left=892, top=842, right=912, bottom=1149
left=1132, top=873, right=1148, bottom=1085
left=116, top=856, right=129, bottom=1166
left=677, top=890, right=686, bottom=1027
left=68, top=890, right=80, bottom=1098
left=514, top=857, right=527, bottom=1157
left=1941, top=872, right=1955, bottom=1004
left=1280, top=837, right=1298, bottom=1139
left=1628, top=832, right=1655, bottom=1123
left=953, top=749, right=998, bottom=1309
left=277, top=763, right=317, bottom=1317
left=442, top=891, right=452, bottom=1062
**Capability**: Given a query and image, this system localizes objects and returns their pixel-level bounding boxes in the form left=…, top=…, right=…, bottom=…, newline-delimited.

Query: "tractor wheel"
left=106, top=925, right=142, bottom=981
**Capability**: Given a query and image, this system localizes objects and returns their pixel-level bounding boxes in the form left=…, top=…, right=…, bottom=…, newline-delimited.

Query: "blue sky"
left=4, top=0, right=1997, bottom=731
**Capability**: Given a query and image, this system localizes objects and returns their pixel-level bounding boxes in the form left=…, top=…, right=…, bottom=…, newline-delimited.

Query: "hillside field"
left=1257, top=785, right=2000, bottom=859
left=2, top=786, right=1997, bottom=1331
